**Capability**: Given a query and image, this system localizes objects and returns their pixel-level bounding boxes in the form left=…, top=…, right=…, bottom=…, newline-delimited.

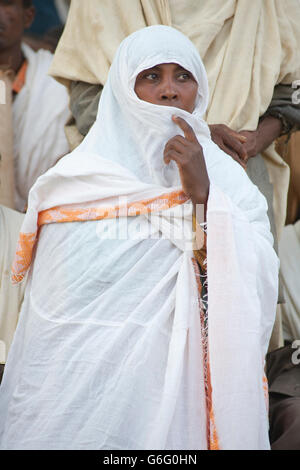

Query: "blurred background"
left=23, top=0, right=70, bottom=52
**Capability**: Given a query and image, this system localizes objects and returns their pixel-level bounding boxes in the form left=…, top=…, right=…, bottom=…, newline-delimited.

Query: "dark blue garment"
left=27, top=0, right=62, bottom=36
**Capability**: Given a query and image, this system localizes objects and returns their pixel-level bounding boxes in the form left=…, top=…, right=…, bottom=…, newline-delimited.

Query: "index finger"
left=172, top=115, right=197, bottom=142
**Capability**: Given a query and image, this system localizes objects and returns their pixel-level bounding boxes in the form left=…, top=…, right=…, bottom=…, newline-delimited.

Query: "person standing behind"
left=0, top=0, right=70, bottom=212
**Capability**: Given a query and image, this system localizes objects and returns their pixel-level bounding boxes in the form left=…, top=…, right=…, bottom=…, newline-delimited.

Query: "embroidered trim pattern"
left=12, top=190, right=188, bottom=283
left=192, top=257, right=220, bottom=450
left=11, top=231, right=37, bottom=284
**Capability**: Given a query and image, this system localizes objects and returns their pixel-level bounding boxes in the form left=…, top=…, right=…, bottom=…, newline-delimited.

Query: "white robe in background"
left=0, top=206, right=25, bottom=365
left=13, top=44, right=70, bottom=212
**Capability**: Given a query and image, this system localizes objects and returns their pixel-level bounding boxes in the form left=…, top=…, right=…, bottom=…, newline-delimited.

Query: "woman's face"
left=134, top=63, right=198, bottom=113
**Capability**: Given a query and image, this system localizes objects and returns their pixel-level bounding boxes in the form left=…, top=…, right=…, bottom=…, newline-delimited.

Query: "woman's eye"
left=144, top=73, right=158, bottom=80
left=178, top=73, right=191, bottom=80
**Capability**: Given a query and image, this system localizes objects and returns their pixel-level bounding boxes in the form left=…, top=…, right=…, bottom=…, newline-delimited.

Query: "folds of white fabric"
left=207, top=185, right=278, bottom=449
left=0, top=177, right=278, bottom=450
left=0, top=216, right=207, bottom=449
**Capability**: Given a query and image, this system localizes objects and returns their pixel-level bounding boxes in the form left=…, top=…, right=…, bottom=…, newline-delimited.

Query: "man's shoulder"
left=22, top=42, right=53, bottom=64
left=21, top=43, right=53, bottom=83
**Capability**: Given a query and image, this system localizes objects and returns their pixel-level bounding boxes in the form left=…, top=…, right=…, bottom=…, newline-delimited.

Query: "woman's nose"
left=159, top=80, right=178, bottom=101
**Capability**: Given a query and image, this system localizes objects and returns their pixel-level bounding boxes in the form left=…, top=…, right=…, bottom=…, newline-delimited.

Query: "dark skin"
left=0, top=0, right=35, bottom=73
left=209, top=117, right=283, bottom=168
left=135, top=63, right=210, bottom=218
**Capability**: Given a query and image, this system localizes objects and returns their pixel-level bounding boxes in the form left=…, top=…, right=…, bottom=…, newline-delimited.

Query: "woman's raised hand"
left=164, top=116, right=210, bottom=206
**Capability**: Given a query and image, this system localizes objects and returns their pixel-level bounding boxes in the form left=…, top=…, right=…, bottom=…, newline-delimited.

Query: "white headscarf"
left=13, top=25, right=237, bottom=245
left=79, top=25, right=210, bottom=187
left=4, top=26, right=278, bottom=450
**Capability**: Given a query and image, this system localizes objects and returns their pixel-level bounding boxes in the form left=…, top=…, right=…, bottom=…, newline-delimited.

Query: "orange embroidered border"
left=263, top=373, right=269, bottom=413
left=192, top=258, right=220, bottom=450
left=38, top=190, right=188, bottom=226
left=11, top=232, right=37, bottom=283
left=12, top=60, right=28, bottom=94
left=12, top=190, right=188, bottom=283
left=192, top=257, right=270, bottom=449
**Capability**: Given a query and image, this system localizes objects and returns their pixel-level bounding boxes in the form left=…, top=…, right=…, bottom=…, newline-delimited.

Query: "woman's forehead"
left=141, top=63, right=190, bottom=71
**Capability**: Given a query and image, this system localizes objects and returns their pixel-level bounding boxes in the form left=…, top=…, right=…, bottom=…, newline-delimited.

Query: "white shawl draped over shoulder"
left=13, top=44, right=70, bottom=212
left=0, top=26, right=278, bottom=450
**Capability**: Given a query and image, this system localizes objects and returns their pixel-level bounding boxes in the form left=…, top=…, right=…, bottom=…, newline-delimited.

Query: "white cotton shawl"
left=0, top=26, right=278, bottom=450
left=13, top=44, right=70, bottom=212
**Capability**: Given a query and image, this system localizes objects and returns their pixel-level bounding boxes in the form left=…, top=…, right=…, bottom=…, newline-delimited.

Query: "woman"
left=0, top=26, right=278, bottom=450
